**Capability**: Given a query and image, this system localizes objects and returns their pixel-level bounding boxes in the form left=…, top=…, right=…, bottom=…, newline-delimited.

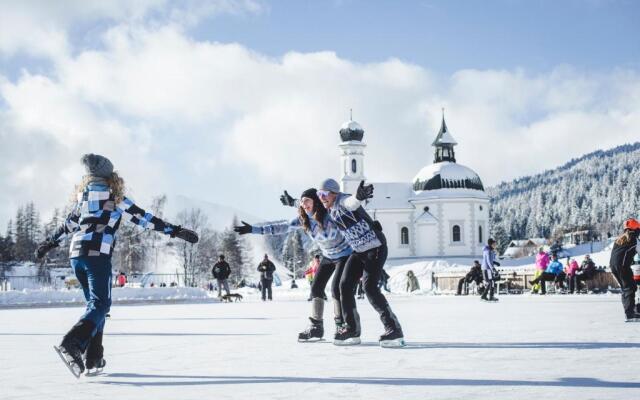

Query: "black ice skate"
left=53, top=342, right=85, bottom=378
left=298, top=318, right=324, bottom=342
left=85, top=358, right=106, bottom=376
left=625, top=313, right=640, bottom=322
left=379, top=328, right=406, bottom=348
left=333, top=326, right=361, bottom=346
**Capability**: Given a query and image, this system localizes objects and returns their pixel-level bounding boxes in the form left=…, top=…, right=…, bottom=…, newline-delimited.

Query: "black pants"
left=531, top=272, right=565, bottom=294
left=457, top=277, right=482, bottom=295
left=610, top=263, right=637, bottom=317
left=309, top=256, right=349, bottom=322
left=339, top=241, right=401, bottom=335
left=481, top=270, right=495, bottom=299
left=260, top=279, right=273, bottom=300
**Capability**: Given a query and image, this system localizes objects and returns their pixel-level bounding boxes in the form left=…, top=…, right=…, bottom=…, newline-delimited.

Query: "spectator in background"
left=304, top=255, right=321, bottom=301
left=379, top=269, right=391, bottom=293
left=529, top=254, right=565, bottom=294
left=406, top=270, right=420, bottom=293
left=575, top=254, right=597, bottom=293
left=212, top=254, right=231, bottom=298
left=531, top=248, right=550, bottom=294
left=457, top=261, right=483, bottom=295
left=565, top=258, right=580, bottom=294
left=116, top=271, right=127, bottom=288
left=257, top=254, right=276, bottom=301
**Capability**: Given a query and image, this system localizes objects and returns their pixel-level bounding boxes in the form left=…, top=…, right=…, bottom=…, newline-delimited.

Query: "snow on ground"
left=1, top=295, right=638, bottom=400
left=0, top=287, right=216, bottom=308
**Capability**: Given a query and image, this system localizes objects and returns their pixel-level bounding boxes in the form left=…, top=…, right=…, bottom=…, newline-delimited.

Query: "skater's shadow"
left=0, top=332, right=268, bottom=337
left=95, top=373, right=640, bottom=389
left=111, top=317, right=269, bottom=321
left=358, top=341, right=640, bottom=350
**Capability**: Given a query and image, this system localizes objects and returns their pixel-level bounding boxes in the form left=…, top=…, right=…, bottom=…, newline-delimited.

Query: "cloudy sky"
left=1, top=0, right=639, bottom=228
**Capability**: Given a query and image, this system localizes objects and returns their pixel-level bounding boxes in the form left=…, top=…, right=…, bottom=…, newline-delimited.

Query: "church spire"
left=431, top=110, right=457, bottom=163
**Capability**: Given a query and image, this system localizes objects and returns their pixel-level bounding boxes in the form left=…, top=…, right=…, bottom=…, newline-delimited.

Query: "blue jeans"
left=70, top=255, right=113, bottom=335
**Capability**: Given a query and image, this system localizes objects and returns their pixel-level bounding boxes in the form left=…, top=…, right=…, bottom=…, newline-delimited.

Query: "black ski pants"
left=260, top=278, right=273, bottom=300
left=610, top=263, right=637, bottom=317
left=339, top=240, right=401, bottom=335
left=309, top=256, right=349, bottom=322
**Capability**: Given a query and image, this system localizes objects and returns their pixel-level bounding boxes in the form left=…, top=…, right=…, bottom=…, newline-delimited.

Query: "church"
left=337, top=114, right=490, bottom=259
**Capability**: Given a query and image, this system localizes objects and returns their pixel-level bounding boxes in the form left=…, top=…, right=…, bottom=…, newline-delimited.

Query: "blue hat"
left=319, top=178, right=340, bottom=193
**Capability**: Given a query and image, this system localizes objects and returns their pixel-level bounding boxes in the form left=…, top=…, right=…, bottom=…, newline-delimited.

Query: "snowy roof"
left=365, top=182, right=414, bottom=210
left=413, top=162, right=485, bottom=192
left=414, top=210, right=438, bottom=224
left=339, top=120, right=364, bottom=142
left=431, top=117, right=458, bottom=146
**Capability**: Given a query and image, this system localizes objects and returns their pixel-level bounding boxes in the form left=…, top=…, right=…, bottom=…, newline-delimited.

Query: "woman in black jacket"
left=609, top=218, right=640, bottom=322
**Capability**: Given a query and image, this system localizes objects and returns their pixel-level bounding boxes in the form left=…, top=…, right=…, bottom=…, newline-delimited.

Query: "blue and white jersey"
left=328, top=193, right=382, bottom=253
left=252, top=213, right=352, bottom=260
left=51, top=182, right=175, bottom=258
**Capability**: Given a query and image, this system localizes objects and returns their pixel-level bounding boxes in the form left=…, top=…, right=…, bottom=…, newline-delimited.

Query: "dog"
left=221, top=293, right=243, bottom=303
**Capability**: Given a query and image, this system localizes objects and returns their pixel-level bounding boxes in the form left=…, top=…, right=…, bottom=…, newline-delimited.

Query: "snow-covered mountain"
left=488, top=142, right=640, bottom=241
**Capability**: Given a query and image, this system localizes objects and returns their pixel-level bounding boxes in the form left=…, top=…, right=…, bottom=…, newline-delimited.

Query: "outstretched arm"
left=118, top=197, right=198, bottom=243
left=235, top=218, right=300, bottom=235
left=36, top=205, right=81, bottom=259
left=339, top=181, right=374, bottom=211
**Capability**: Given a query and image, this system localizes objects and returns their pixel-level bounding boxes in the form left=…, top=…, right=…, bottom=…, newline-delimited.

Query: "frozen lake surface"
left=1, top=294, right=638, bottom=400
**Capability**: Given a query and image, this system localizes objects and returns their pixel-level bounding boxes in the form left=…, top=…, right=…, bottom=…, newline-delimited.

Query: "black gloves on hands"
left=233, top=221, right=253, bottom=235
left=280, top=190, right=296, bottom=207
left=170, top=224, right=199, bottom=244
left=493, top=261, right=501, bottom=267
left=35, top=240, right=58, bottom=259
left=356, top=180, right=374, bottom=201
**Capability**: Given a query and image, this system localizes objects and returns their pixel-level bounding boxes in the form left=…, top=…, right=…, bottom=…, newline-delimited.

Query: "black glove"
left=280, top=190, right=296, bottom=207
left=355, top=180, right=374, bottom=201
left=35, top=240, right=58, bottom=259
left=170, top=225, right=199, bottom=244
left=234, top=221, right=253, bottom=235
left=493, top=261, right=501, bottom=267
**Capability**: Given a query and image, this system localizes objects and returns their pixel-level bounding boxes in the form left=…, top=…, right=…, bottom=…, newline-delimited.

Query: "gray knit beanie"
left=81, top=153, right=114, bottom=178
left=319, top=178, right=341, bottom=193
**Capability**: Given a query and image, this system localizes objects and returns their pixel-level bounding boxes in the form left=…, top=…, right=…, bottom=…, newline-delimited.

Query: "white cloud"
left=0, top=3, right=638, bottom=230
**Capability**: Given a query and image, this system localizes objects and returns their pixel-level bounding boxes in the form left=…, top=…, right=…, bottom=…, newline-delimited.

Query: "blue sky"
left=0, top=0, right=639, bottom=228
left=191, top=0, right=640, bottom=73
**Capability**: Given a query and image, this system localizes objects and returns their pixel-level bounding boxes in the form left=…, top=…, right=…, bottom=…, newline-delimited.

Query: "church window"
left=401, top=227, right=409, bottom=245
left=351, top=159, right=357, bottom=173
left=452, top=225, right=461, bottom=242
left=478, top=226, right=483, bottom=243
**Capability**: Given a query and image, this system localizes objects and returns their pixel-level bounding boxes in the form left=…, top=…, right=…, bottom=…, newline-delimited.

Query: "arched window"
left=478, top=226, right=483, bottom=243
left=351, top=159, right=357, bottom=173
left=452, top=225, right=461, bottom=242
left=401, top=227, right=409, bottom=245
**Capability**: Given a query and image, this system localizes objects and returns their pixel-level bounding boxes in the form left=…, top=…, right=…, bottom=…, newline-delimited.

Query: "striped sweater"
left=252, top=213, right=352, bottom=260
left=51, top=181, right=175, bottom=258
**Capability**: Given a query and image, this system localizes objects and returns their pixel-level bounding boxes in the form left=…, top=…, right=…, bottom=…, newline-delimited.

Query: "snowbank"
left=0, top=286, right=216, bottom=308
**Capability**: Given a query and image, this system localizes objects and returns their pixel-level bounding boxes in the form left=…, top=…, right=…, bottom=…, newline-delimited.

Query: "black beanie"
left=300, top=188, right=317, bottom=199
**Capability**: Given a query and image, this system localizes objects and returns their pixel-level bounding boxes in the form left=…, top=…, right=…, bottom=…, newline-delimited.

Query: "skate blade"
left=298, top=337, right=325, bottom=343
left=333, top=337, right=361, bottom=346
left=53, top=346, right=82, bottom=379
left=85, top=368, right=104, bottom=376
left=380, top=338, right=406, bottom=348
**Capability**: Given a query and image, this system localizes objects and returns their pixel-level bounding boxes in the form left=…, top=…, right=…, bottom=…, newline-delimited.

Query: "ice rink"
left=1, top=294, right=638, bottom=400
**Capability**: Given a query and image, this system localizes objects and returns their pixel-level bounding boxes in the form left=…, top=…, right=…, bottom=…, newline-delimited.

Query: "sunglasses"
left=317, top=190, right=332, bottom=199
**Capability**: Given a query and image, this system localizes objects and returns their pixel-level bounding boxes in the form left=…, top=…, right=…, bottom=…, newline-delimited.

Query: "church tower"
left=432, top=111, right=458, bottom=163
left=338, top=114, right=366, bottom=195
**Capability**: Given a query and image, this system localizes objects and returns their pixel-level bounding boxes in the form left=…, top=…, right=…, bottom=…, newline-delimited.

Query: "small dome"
left=339, top=120, right=364, bottom=142
left=412, top=162, right=485, bottom=192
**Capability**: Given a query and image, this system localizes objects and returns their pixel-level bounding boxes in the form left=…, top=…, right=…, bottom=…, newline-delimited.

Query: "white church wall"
left=415, top=223, right=439, bottom=256
left=373, top=211, right=414, bottom=258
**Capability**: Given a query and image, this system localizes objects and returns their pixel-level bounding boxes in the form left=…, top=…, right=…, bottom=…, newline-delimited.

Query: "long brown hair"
left=298, top=195, right=327, bottom=232
left=615, top=230, right=634, bottom=246
left=74, top=172, right=126, bottom=204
